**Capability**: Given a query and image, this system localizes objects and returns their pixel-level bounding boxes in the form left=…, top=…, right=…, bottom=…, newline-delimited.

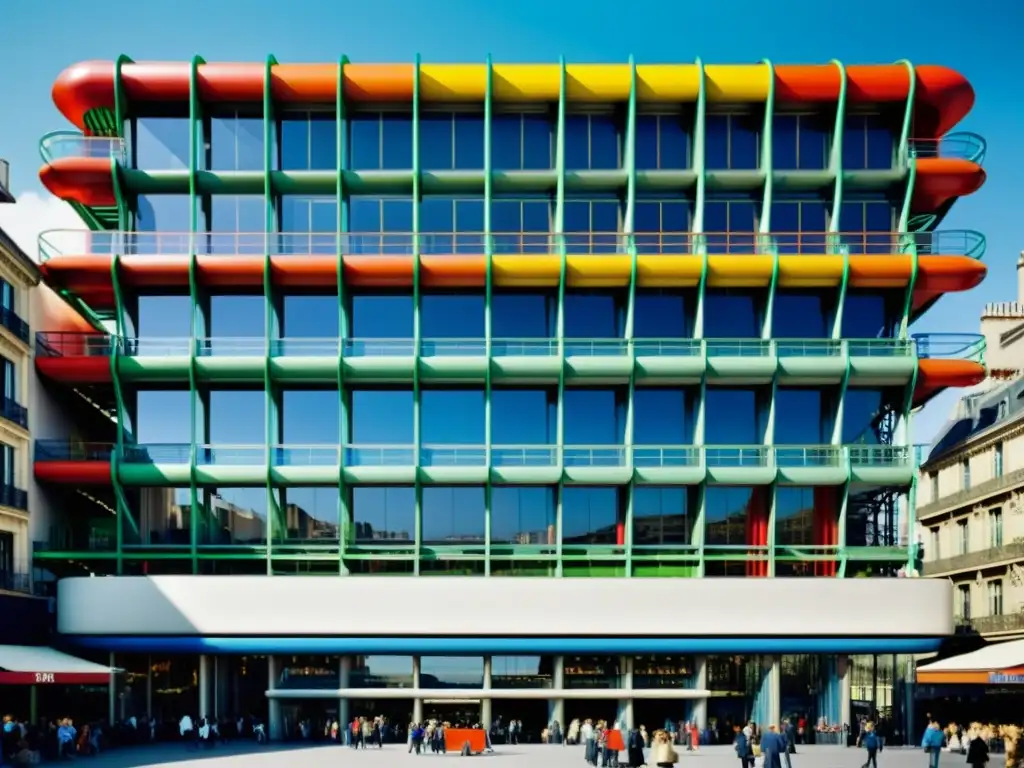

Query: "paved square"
left=78, top=742, right=966, bottom=768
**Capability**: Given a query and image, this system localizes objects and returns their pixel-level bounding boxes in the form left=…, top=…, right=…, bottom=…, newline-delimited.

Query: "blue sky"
left=2, top=0, right=1021, bottom=454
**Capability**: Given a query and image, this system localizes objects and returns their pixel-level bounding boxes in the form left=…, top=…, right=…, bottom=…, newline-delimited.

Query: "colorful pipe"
left=53, top=60, right=973, bottom=137
left=39, top=254, right=987, bottom=311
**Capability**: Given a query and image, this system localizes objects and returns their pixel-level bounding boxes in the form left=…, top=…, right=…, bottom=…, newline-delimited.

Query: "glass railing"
left=0, top=306, right=30, bottom=344
left=909, top=132, right=987, bottom=165
left=912, top=230, right=986, bottom=259
left=36, top=442, right=914, bottom=470
left=0, top=397, right=27, bottom=429
left=38, top=228, right=981, bottom=260
left=39, top=131, right=126, bottom=164
left=35, top=333, right=918, bottom=360
left=912, top=333, right=986, bottom=363
left=34, top=441, right=116, bottom=461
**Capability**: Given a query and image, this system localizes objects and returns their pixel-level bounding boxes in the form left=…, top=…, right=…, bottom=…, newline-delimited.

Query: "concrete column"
left=339, top=656, right=351, bottom=730
left=199, top=654, right=211, bottom=719
left=691, top=656, right=708, bottom=730
left=268, top=656, right=283, bottom=741
left=108, top=652, right=116, bottom=726
left=838, top=655, right=852, bottom=737
left=215, top=656, right=230, bottom=718
left=412, top=657, right=423, bottom=723
left=481, top=656, right=493, bottom=729
left=617, top=656, right=634, bottom=729
left=769, top=656, right=781, bottom=727
left=146, top=655, right=153, bottom=719
left=548, top=655, right=565, bottom=727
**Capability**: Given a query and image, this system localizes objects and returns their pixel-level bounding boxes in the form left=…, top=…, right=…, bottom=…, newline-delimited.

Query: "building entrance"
left=423, top=700, right=481, bottom=727
left=350, top=698, right=413, bottom=742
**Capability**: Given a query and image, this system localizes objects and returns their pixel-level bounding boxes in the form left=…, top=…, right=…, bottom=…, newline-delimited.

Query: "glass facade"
left=33, top=58, right=985, bottom=743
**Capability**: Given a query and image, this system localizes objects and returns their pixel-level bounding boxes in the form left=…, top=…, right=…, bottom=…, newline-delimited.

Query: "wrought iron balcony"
left=921, top=540, right=1024, bottom=576
left=0, top=483, right=27, bottom=511
left=0, top=396, right=27, bottom=429
left=916, top=466, right=1024, bottom=521
left=958, top=613, right=1024, bottom=635
left=0, top=306, right=30, bottom=345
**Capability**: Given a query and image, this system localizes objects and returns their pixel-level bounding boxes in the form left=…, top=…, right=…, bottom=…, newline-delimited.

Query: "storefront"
left=916, top=640, right=1024, bottom=726
left=0, top=645, right=116, bottom=724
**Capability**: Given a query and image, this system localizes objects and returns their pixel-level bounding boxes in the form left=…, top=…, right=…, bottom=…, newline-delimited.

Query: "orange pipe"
left=913, top=359, right=986, bottom=407
left=39, top=159, right=116, bottom=207
left=51, top=60, right=974, bottom=137
left=913, top=158, right=986, bottom=210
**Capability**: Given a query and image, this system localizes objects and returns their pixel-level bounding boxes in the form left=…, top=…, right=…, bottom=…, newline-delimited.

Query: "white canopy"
left=918, top=640, right=1024, bottom=673
left=0, top=645, right=114, bottom=675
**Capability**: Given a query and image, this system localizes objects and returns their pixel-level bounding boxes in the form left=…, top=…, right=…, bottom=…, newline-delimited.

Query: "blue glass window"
left=491, top=488, right=556, bottom=545
left=562, top=487, right=619, bottom=545
left=774, top=389, right=830, bottom=444
left=634, top=290, right=693, bottom=338
left=422, top=390, right=484, bottom=445
left=704, top=289, right=761, bottom=338
left=565, top=113, right=622, bottom=170
left=703, top=200, right=758, bottom=253
left=705, top=113, right=761, bottom=170
left=133, top=195, right=191, bottom=236
left=842, top=114, right=895, bottom=170
left=278, top=196, right=337, bottom=254
left=773, top=114, right=831, bottom=171
left=491, top=113, right=554, bottom=170
left=133, top=118, right=190, bottom=170
left=418, top=198, right=485, bottom=253
left=563, top=199, right=621, bottom=253
left=704, top=389, right=762, bottom=444
left=348, top=197, right=414, bottom=253
left=279, top=112, right=337, bottom=171
left=492, top=294, right=554, bottom=338
left=421, top=295, right=485, bottom=339
left=840, top=201, right=895, bottom=253
left=841, top=292, right=894, bottom=338
left=419, top=113, right=485, bottom=170
left=351, top=295, right=413, bottom=339
left=634, top=199, right=692, bottom=253
left=564, top=292, right=623, bottom=339
left=633, top=388, right=694, bottom=444
left=770, top=199, right=830, bottom=253
left=490, top=198, right=551, bottom=253
left=207, top=196, right=265, bottom=255
left=352, top=390, right=414, bottom=443
left=635, top=114, right=691, bottom=170
left=492, top=390, right=555, bottom=444
left=211, top=113, right=264, bottom=172
left=348, top=112, right=413, bottom=170
left=564, top=390, right=624, bottom=444
left=772, top=291, right=831, bottom=338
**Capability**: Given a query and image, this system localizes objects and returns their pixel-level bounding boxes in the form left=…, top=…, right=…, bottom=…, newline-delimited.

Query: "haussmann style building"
left=26, top=56, right=988, bottom=741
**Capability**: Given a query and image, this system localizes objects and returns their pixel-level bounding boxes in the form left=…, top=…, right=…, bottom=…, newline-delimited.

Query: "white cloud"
left=0, top=191, right=85, bottom=263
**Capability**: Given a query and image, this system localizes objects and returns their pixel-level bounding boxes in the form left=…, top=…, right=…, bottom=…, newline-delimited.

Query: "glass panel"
left=352, top=487, right=415, bottom=544
left=454, top=114, right=485, bottom=170
left=589, top=115, right=620, bottom=170
left=491, top=115, right=521, bottom=171
left=349, top=114, right=381, bottom=170
left=420, top=114, right=454, bottom=170
left=522, top=114, right=553, bottom=170
left=381, top=115, right=413, bottom=170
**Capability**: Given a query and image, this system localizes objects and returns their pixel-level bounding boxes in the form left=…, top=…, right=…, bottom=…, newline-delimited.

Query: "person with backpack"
left=860, top=722, right=882, bottom=768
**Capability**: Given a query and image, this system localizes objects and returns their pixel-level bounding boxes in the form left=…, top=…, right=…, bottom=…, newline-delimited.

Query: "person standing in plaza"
left=859, top=721, right=882, bottom=768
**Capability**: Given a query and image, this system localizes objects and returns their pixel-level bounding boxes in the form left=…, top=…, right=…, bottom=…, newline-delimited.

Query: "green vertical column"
left=828, top=61, right=852, bottom=575
left=112, top=55, right=133, bottom=144
left=411, top=55, right=423, bottom=575
left=108, top=244, right=135, bottom=572
left=483, top=54, right=494, bottom=576
left=262, top=55, right=285, bottom=574
left=336, top=55, right=351, bottom=574
left=186, top=55, right=207, bottom=574
left=895, top=62, right=920, bottom=566
left=622, top=57, right=638, bottom=577
left=759, top=61, right=779, bottom=577
left=691, top=58, right=708, bottom=577
left=553, top=57, right=567, bottom=577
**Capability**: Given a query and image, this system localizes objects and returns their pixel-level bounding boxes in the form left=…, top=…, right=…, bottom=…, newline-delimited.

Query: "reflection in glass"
left=491, top=390, right=555, bottom=445
left=633, top=487, right=696, bottom=546
left=564, top=389, right=624, bottom=445
left=705, top=388, right=763, bottom=444
left=278, top=196, right=337, bottom=254
left=351, top=655, right=414, bottom=688
left=634, top=200, right=693, bottom=254
left=633, top=655, right=696, bottom=688
left=843, top=114, right=895, bottom=170
left=491, top=487, right=556, bottom=545
left=634, top=388, right=696, bottom=445
left=352, top=295, right=413, bottom=339
left=634, top=290, right=693, bottom=339
left=773, top=114, right=831, bottom=171
left=205, top=487, right=268, bottom=545
left=134, top=195, right=191, bottom=235
left=207, top=196, right=266, bottom=254
left=492, top=293, right=555, bottom=338
left=562, top=487, right=619, bottom=545
left=278, top=655, right=340, bottom=689
left=421, top=390, right=485, bottom=444
left=705, top=113, right=761, bottom=170
left=352, top=487, right=414, bottom=543
left=283, top=296, right=340, bottom=339
left=422, top=486, right=485, bottom=545
left=134, top=486, right=192, bottom=546
left=134, top=118, right=190, bottom=170
left=491, top=656, right=553, bottom=688
left=704, top=289, right=761, bottom=338
left=284, top=390, right=341, bottom=444
left=705, top=487, right=756, bottom=546
left=841, top=292, right=895, bottom=338
left=491, top=113, right=554, bottom=170
left=420, top=656, right=484, bottom=688
left=348, top=113, right=413, bottom=170
left=564, top=656, right=621, bottom=688
left=775, top=487, right=816, bottom=548
left=279, top=112, right=337, bottom=170
left=281, top=488, right=340, bottom=544
left=211, top=113, right=264, bottom=171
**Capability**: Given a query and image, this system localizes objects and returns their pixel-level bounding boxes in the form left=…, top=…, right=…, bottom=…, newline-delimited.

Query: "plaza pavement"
left=77, top=742, right=954, bottom=768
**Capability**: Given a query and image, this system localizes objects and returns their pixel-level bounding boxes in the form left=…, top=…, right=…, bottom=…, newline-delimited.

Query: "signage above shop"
left=0, top=671, right=110, bottom=685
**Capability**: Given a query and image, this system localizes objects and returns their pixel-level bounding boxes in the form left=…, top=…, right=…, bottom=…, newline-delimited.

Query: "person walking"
left=860, top=721, right=882, bottom=768
left=922, top=721, right=944, bottom=768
